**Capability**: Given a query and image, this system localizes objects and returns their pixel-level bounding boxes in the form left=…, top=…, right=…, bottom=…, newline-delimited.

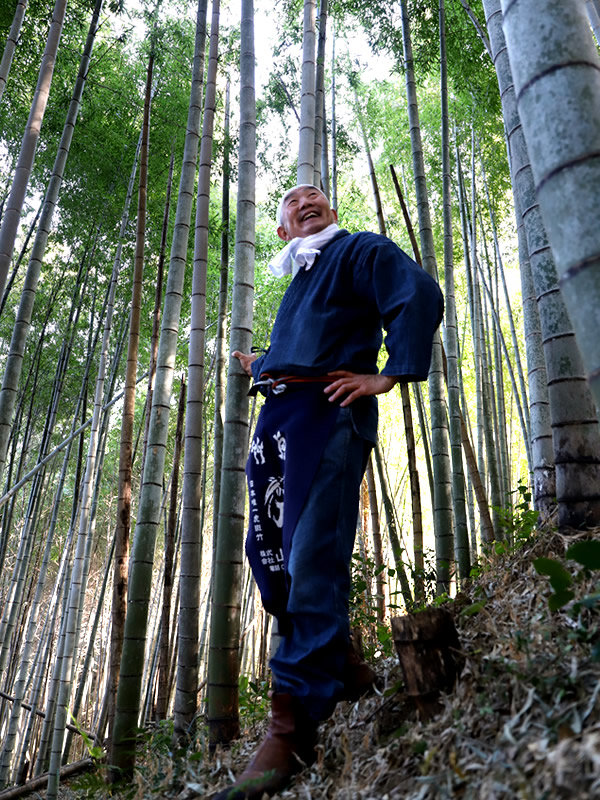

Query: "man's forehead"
left=283, top=185, right=322, bottom=203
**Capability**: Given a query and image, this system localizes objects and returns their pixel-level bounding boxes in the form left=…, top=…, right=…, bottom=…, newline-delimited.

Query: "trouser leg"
left=269, top=406, right=371, bottom=721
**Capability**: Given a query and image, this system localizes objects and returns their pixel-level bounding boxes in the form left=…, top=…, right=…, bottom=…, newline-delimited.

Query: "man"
left=214, top=185, right=443, bottom=800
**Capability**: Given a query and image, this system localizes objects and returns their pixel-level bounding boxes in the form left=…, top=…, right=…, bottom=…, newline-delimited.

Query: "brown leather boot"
left=211, top=693, right=317, bottom=800
left=341, top=636, right=377, bottom=700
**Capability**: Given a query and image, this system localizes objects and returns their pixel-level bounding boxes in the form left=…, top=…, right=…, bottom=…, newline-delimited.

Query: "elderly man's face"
left=277, top=186, right=337, bottom=241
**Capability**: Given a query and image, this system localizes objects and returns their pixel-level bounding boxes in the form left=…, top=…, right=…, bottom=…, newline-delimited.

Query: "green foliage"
left=68, top=712, right=105, bottom=762
left=405, top=547, right=444, bottom=611
left=349, top=552, right=395, bottom=658
left=567, top=540, right=600, bottom=570
left=333, top=0, right=499, bottom=114
left=493, top=483, right=540, bottom=548
left=533, top=557, right=574, bottom=611
left=71, top=768, right=114, bottom=797
left=0, top=2, right=13, bottom=31
left=74, top=719, right=187, bottom=798
left=459, top=600, right=486, bottom=617
left=238, top=675, right=270, bottom=727
left=432, top=590, right=452, bottom=608
left=412, top=738, right=428, bottom=755
left=533, top=540, right=600, bottom=658
left=144, top=718, right=176, bottom=757
left=470, top=486, right=539, bottom=587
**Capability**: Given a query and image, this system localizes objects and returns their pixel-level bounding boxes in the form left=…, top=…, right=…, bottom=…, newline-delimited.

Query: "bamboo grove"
left=0, top=0, right=599, bottom=793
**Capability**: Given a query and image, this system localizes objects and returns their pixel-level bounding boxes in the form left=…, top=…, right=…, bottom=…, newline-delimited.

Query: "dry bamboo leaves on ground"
left=43, top=528, right=600, bottom=799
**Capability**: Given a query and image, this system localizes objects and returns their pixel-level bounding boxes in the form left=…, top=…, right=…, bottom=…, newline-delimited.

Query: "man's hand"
left=233, top=351, right=257, bottom=377
left=325, top=370, right=399, bottom=407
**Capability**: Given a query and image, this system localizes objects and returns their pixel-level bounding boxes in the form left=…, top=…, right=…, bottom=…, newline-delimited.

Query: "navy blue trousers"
left=267, top=405, right=372, bottom=721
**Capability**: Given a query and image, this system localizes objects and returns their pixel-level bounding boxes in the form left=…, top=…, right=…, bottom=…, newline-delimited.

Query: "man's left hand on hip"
left=324, top=371, right=399, bottom=406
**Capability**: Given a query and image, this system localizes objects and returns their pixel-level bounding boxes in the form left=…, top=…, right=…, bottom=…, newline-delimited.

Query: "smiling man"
left=214, top=184, right=444, bottom=800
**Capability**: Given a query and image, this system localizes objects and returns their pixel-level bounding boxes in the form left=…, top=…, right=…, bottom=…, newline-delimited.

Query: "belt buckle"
left=248, top=378, right=272, bottom=396
left=248, top=377, right=285, bottom=396
left=248, top=376, right=288, bottom=396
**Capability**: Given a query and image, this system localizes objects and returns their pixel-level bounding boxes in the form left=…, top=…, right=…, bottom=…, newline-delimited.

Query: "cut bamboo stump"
left=391, top=607, right=462, bottom=719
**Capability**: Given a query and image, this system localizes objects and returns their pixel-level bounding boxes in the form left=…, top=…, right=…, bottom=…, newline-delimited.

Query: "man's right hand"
left=232, top=351, right=257, bottom=377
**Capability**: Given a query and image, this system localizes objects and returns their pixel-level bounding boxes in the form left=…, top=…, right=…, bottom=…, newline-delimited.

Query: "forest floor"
left=41, top=525, right=600, bottom=799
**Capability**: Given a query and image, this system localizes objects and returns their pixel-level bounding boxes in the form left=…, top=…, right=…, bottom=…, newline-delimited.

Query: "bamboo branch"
left=275, top=73, right=300, bottom=123
left=0, top=372, right=148, bottom=510
left=458, top=0, right=492, bottom=58
left=0, top=691, right=94, bottom=738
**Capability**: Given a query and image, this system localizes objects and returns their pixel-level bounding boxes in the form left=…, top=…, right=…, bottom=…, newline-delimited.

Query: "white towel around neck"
left=268, top=223, right=340, bottom=278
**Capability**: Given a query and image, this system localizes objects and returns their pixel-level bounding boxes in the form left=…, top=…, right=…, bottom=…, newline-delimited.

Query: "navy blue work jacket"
left=252, top=229, right=443, bottom=378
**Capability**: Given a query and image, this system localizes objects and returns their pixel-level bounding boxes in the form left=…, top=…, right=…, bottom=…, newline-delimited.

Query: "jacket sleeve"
left=250, top=350, right=268, bottom=379
left=358, top=236, right=444, bottom=381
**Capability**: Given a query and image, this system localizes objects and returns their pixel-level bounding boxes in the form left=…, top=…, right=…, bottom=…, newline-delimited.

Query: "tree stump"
left=391, top=607, right=462, bottom=719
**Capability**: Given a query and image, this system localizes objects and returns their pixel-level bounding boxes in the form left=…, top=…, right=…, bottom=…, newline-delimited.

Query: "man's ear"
left=277, top=225, right=290, bottom=242
left=332, top=208, right=338, bottom=223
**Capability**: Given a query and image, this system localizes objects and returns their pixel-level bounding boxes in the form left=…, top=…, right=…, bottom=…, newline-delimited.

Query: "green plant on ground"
left=533, top=539, right=600, bottom=659
left=349, top=552, right=395, bottom=658
left=469, top=485, right=540, bottom=580
left=409, top=555, right=455, bottom=612
left=69, top=711, right=106, bottom=762
left=71, top=769, right=115, bottom=798
left=238, top=674, right=270, bottom=728
left=493, top=483, right=539, bottom=551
